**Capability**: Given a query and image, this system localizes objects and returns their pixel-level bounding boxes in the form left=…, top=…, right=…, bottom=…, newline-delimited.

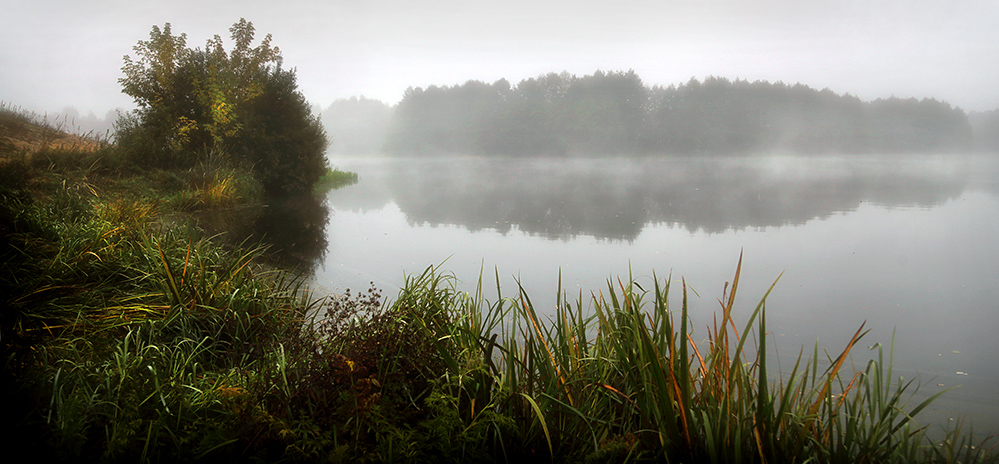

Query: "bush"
left=116, top=19, right=328, bottom=196
left=234, top=67, right=329, bottom=196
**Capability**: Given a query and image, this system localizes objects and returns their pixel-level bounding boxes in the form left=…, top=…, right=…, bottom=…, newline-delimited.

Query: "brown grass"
left=0, top=104, right=107, bottom=161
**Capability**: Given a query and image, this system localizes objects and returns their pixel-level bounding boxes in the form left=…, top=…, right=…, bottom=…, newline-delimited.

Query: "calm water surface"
left=311, top=154, right=999, bottom=434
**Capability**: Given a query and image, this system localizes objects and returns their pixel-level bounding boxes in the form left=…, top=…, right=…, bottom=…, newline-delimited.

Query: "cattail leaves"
left=392, top=256, right=992, bottom=463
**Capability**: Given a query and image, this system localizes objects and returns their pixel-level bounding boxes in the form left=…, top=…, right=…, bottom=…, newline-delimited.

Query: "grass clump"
left=314, top=166, right=359, bottom=194
left=1, top=182, right=320, bottom=461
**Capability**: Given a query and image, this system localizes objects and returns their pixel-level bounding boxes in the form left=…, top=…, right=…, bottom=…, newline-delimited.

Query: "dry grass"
left=0, top=102, right=108, bottom=161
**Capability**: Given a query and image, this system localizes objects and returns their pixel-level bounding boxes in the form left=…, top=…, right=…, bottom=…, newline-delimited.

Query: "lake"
left=310, top=154, right=999, bottom=435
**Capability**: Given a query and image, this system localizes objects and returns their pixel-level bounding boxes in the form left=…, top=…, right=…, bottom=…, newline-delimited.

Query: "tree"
left=236, top=65, right=329, bottom=195
left=117, top=19, right=327, bottom=195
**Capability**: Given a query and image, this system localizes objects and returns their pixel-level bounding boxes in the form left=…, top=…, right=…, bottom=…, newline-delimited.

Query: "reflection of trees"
left=349, top=157, right=972, bottom=241
left=186, top=194, right=330, bottom=271
left=251, top=195, right=330, bottom=272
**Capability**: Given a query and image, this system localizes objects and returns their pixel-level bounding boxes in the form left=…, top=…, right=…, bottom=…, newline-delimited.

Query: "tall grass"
left=0, top=155, right=317, bottom=460
left=388, top=258, right=999, bottom=463
left=10, top=220, right=321, bottom=461
left=1, top=101, right=112, bottom=156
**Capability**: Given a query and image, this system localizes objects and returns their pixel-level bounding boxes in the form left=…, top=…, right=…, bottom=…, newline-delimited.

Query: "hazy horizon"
left=3, top=0, right=998, bottom=116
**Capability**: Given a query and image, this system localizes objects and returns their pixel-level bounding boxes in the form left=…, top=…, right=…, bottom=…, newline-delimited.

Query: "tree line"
left=371, top=71, right=975, bottom=156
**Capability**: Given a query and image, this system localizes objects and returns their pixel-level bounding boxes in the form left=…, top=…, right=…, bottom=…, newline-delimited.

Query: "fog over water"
left=308, top=154, right=999, bottom=434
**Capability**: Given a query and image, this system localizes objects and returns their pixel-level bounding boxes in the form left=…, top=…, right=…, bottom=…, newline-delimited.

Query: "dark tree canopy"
left=117, top=19, right=328, bottom=195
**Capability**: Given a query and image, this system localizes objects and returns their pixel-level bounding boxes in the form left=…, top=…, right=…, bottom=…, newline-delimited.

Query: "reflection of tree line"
left=186, top=194, right=330, bottom=272
left=382, top=73, right=975, bottom=156
left=372, top=158, right=968, bottom=241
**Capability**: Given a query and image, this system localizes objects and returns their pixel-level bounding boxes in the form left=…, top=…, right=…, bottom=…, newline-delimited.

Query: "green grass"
left=314, top=166, right=359, bottom=194
left=0, top=127, right=310, bottom=460
left=1, top=180, right=319, bottom=461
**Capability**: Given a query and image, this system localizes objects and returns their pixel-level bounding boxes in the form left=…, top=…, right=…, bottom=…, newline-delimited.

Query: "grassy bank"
left=2, top=106, right=996, bottom=462
left=0, top=106, right=344, bottom=461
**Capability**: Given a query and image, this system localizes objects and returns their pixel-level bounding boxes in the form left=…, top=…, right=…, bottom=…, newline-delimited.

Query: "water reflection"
left=184, top=193, right=330, bottom=272
left=251, top=194, right=330, bottom=271
left=316, top=153, right=999, bottom=436
left=328, top=155, right=978, bottom=240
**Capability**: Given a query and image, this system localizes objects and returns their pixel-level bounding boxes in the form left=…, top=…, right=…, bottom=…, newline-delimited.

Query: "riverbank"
left=0, top=107, right=354, bottom=461
left=2, top=107, right=996, bottom=462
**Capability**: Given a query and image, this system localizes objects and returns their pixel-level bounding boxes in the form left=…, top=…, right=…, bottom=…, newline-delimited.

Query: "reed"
left=393, top=257, right=999, bottom=463
left=15, top=224, right=320, bottom=461
left=1, top=172, right=317, bottom=461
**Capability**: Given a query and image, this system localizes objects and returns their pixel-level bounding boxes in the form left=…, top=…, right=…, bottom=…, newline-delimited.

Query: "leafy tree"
left=235, top=66, right=329, bottom=195
left=117, top=19, right=327, bottom=195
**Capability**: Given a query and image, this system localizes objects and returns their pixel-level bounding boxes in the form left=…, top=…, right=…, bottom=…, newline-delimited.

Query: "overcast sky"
left=2, top=0, right=997, bottom=116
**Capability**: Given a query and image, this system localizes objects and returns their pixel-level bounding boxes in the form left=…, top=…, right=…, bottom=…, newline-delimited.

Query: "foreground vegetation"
left=2, top=108, right=996, bottom=463
left=0, top=102, right=346, bottom=461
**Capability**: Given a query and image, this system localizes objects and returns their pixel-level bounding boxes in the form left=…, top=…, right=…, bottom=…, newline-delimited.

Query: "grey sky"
left=2, top=0, right=997, bottom=116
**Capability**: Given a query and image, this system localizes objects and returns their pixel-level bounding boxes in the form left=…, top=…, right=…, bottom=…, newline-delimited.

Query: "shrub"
left=116, top=19, right=328, bottom=195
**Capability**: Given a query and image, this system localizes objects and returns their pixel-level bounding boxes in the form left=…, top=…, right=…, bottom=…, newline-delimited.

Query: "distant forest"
left=322, top=71, right=999, bottom=156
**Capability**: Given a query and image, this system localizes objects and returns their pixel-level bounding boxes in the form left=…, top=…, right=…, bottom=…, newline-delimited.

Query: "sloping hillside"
left=0, top=105, right=105, bottom=159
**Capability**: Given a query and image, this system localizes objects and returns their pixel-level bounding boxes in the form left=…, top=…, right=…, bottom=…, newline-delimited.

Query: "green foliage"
left=314, top=167, right=359, bottom=194
left=234, top=66, right=329, bottom=196
left=1, top=188, right=317, bottom=461
left=117, top=19, right=328, bottom=195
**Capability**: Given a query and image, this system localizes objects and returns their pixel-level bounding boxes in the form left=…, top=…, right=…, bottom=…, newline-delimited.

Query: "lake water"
left=310, top=154, right=999, bottom=435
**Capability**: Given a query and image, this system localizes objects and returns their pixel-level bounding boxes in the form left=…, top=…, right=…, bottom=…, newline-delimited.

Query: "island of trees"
left=325, top=70, right=997, bottom=156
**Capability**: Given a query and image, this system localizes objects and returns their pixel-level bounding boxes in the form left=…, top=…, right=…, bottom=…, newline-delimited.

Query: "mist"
left=3, top=1, right=998, bottom=117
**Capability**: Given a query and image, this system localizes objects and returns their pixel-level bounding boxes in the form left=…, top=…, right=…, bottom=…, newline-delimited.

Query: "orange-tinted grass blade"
left=688, top=332, right=707, bottom=380
left=806, top=321, right=868, bottom=431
